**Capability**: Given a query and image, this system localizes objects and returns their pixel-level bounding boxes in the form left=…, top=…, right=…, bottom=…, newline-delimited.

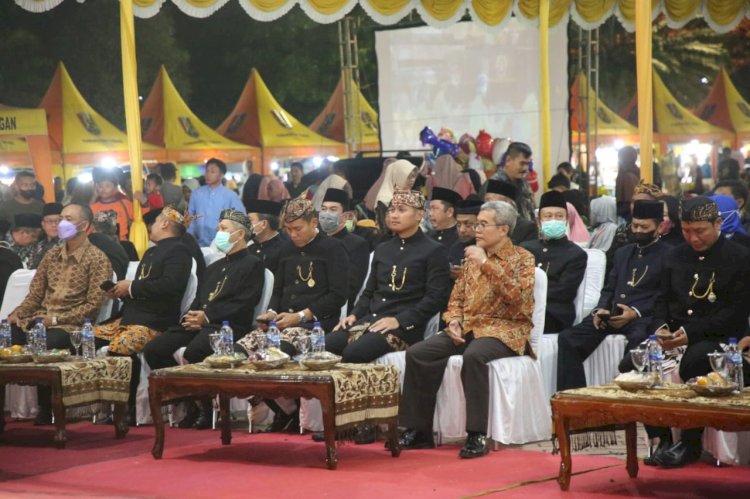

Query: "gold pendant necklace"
left=208, top=275, right=228, bottom=302
left=138, top=263, right=152, bottom=280
left=689, top=271, right=716, bottom=302
left=297, top=262, right=315, bottom=288
left=390, top=265, right=407, bottom=291
left=627, top=265, right=648, bottom=287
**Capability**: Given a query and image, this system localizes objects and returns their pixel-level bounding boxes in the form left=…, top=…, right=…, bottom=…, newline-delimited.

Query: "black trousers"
left=142, top=326, right=221, bottom=370
left=556, top=316, right=651, bottom=392
left=325, top=329, right=395, bottom=363
left=399, top=333, right=515, bottom=435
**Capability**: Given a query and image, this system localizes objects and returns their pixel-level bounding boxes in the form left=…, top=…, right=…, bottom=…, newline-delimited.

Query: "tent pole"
left=635, top=0, right=654, bottom=183
left=539, top=0, right=552, bottom=190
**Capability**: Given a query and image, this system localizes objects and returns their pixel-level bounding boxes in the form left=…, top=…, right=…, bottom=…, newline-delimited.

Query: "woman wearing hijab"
left=588, top=195, right=618, bottom=251
left=566, top=202, right=590, bottom=246
left=710, top=194, right=750, bottom=248
left=374, top=159, right=418, bottom=233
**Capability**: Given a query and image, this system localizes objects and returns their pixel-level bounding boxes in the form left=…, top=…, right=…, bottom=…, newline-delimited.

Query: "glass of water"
left=630, top=348, right=648, bottom=373
left=296, top=332, right=311, bottom=360
left=70, top=330, right=83, bottom=358
left=209, top=332, right=223, bottom=356
left=707, top=351, right=727, bottom=377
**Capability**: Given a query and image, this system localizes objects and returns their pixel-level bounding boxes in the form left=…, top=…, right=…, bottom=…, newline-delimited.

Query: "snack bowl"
left=33, top=349, right=71, bottom=364
left=614, top=371, right=658, bottom=391
left=204, top=352, right=247, bottom=369
left=0, top=346, right=33, bottom=364
left=247, top=348, right=290, bottom=370
left=687, top=378, right=738, bottom=397
left=300, top=352, right=342, bottom=371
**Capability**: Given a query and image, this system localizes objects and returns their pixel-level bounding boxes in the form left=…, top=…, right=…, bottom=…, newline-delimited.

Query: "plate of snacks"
left=0, top=345, right=33, bottom=363
left=33, top=349, right=71, bottom=364
left=204, top=352, right=247, bottom=369
left=247, top=347, right=289, bottom=370
left=299, top=352, right=341, bottom=371
left=687, top=373, right=738, bottom=397
left=614, top=371, right=658, bottom=391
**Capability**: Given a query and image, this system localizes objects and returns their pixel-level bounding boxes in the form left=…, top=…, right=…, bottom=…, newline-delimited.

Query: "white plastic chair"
left=354, top=252, right=374, bottom=305
left=1, top=269, right=38, bottom=419
left=125, top=261, right=140, bottom=281
left=538, top=248, right=611, bottom=399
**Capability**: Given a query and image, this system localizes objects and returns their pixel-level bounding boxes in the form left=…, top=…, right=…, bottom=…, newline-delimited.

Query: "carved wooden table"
left=0, top=358, right=131, bottom=448
left=551, top=386, right=750, bottom=491
left=148, top=363, right=401, bottom=469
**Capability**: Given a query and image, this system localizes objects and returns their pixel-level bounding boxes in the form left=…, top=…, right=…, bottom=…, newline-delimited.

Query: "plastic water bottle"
left=35, top=318, right=47, bottom=354
left=725, top=338, right=745, bottom=392
left=648, top=335, right=664, bottom=385
left=220, top=321, right=234, bottom=355
left=0, top=319, right=11, bottom=348
left=311, top=322, right=325, bottom=354
left=81, top=318, right=95, bottom=361
left=266, top=321, right=281, bottom=350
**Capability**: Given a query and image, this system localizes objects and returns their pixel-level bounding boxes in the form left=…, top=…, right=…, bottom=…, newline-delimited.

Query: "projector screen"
left=376, top=21, right=569, bottom=178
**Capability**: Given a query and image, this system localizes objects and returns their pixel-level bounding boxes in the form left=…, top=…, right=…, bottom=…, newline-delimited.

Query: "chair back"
left=529, top=267, right=548, bottom=356
left=125, top=261, right=140, bottom=281
left=0, top=269, right=36, bottom=318
left=180, top=259, right=199, bottom=316
left=95, top=271, right=118, bottom=324
left=354, top=252, right=375, bottom=305
left=424, top=313, right=441, bottom=339
left=573, top=248, right=606, bottom=325
left=253, top=268, right=274, bottom=321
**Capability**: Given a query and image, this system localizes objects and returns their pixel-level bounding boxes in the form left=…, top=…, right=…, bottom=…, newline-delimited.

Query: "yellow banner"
left=0, top=107, right=48, bottom=137
left=723, top=69, right=750, bottom=134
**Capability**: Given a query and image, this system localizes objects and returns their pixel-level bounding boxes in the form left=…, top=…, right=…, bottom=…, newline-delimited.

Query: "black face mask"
left=633, top=231, right=657, bottom=245
left=19, top=190, right=36, bottom=199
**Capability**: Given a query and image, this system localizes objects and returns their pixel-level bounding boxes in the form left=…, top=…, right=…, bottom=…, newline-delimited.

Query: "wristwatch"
left=297, top=311, right=306, bottom=323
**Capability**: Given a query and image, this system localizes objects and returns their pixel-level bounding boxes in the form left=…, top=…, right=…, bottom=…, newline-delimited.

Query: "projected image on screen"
left=376, top=21, right=569, bottom=170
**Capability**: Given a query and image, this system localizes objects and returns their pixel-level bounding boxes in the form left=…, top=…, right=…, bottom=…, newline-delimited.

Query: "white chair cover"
left=254, top=269, right=274, bottom=322
left=125, top=261, right=139, bottom=280
left=354, top=252, right=374, bottom=305
left=203, top=250, right=224, bottom=267
left=180, top=259, right=199, bottom=316
left=1, top=269, right=38, bottom=419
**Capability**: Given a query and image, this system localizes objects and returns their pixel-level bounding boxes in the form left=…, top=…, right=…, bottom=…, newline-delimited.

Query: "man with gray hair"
left=397, top=200, right=536, bottom=459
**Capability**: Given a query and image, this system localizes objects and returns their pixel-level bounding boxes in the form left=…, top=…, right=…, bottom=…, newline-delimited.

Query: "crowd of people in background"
left=2, top=142, right=750, bottom=465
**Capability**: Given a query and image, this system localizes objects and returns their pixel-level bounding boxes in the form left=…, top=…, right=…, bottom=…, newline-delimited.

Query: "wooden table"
left=148, top=363, right=401, bottom=469
left=0, top=359, right=130, bottom=448
left=551, top=386, right=750, bottom=490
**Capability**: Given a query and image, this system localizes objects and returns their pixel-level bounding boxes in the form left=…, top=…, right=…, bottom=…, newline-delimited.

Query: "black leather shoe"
left=193, top=409, right=212, bottom=430
left=178, top=403, right=200, bottom=429
left=311, top=431, right=325, bottom=442
left=459, top=432, right=489, bottom=459
left=94, top=415, right=114, bottom=425
left=354, top=425, right=376, bottom=445
left=396, top=429, right=435, bottom=450
left=33, top=411, right=53, bottom=426
left=644, top=437, right=672, bottom=466
left=657, top=441, right=702, bottom=468
left=268, top=408, right=299, bottom=433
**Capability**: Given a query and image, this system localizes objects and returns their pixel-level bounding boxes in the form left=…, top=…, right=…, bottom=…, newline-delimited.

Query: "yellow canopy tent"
left=0, top=105, right=55, bottom=201
left=570, top=73, right=640, bottom=145
left=216, top=68, right=345, bottom=173
left=39, top=62, right=165, bottom=176
left=141, top=66, right=261, bottom=167
left=695, top=69, right=750, bottom=147
left=309, top=77, right=380, bottom=152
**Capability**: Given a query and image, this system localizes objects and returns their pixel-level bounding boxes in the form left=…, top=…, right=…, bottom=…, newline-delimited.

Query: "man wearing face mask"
left=94, top=207, right=193, bottom=421
left=521, top=191, right=587, bottom=334
left=143, top=209, right=264, bottom=429
left=245, top=199, right=286, bottom=275
left=0, top=171, right=44, bottom=227
left=319, top=188, right=370, bottom=314
left=557, top=200, right=669, bottom=392
left=8, top=203, right=112, bottom=425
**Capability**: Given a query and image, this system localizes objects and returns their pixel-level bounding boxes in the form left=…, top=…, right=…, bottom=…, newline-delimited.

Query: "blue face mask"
left=720, top=210, right=740, bottom=234
left=214, top=230, right=239, bottom=254
left=541, top=220, right=567, bottom=240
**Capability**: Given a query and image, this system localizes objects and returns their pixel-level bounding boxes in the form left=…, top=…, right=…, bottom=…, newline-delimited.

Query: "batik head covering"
left=681, top=196, right=720, bottom=223
left=390, top=190, right=426, bottom=210
left=632, top=180, right=663, bottom=199
left=282, top=197, right=315, bottom=222
left=161, top=205, right=187, bottom=226
left=220, top=208, right=254, bottom=235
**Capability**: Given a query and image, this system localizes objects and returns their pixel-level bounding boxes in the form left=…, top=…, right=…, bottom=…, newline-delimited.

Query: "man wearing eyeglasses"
left=30, top=203, right=63, bottom=269
left=398, top=200, right=536, bottom=459
left=521, top=191, right=587, bottom=334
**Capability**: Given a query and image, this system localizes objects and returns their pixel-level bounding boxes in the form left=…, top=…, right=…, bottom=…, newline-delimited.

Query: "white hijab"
left=375, top=159, right=417, bottom=207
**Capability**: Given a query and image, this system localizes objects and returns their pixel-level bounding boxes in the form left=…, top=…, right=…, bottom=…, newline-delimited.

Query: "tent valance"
left=15, top=0, right=750, bottom=32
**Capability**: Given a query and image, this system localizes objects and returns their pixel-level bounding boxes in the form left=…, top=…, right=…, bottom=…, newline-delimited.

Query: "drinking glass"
left=296, top=333, right=311, bottom=359
left=70, top=330, right=83, bottom=358
left=707, top=351, right=727, bottom=377
left=630, top=348, right=648, bottom=373
left=253, top=331, right=268, bottom=355
left=209, top=332, right=223, bottom=356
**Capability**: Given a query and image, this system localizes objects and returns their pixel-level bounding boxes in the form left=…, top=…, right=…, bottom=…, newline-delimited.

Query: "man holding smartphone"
left=557, top=200, right=669, bottom=392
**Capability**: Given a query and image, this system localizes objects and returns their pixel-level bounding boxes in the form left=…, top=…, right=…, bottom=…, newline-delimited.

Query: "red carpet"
left=1, top=420, right=748, bottom=498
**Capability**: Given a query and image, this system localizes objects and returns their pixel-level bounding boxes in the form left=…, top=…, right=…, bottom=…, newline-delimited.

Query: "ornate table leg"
left=553, top=410, right=572, bottom=491
left=50, top=383, right=67, bottom=449
left=625, top=422, right=639, bottom=478
left=387, top=418, right=400, bottom=457
left=219, top=395, right=231, bottom=445
left=0, top=383, right=5, bottom=434
left=149, top=379, right=165, bottom=459
left=113, top=402, right=129, bottom=439
left=320, top=393, right=338, bottom=470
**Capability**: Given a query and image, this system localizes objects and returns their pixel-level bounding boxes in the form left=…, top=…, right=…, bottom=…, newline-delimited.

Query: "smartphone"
left=597, top=311, right=611, bottom=322
left=610, top=304, right=623, bottom=317
left=100, top=280, right=116, bottom=292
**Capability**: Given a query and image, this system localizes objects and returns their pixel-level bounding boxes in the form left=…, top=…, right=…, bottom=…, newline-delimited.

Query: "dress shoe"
left=459, top=432, right=489, bottom=459
left=396, top=429, right=435, bottom=450
left=311, top=431, right=325, bottom=442
left=268, top=408, right=300, bottom=433
left=644, top=437, right=672, bottom=466
left=178, top=403, right=200, bottom=429
left=193, top=408, right=213, bottom=430
left=33, top=411, right=53, bottom=426
left=657, top=440, right=702, bottom=469
left=354, top=425, right=376, bottom=445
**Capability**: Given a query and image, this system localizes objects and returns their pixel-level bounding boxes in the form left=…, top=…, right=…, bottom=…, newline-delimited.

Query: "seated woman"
left=397, top=201, right=535, bottom=458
